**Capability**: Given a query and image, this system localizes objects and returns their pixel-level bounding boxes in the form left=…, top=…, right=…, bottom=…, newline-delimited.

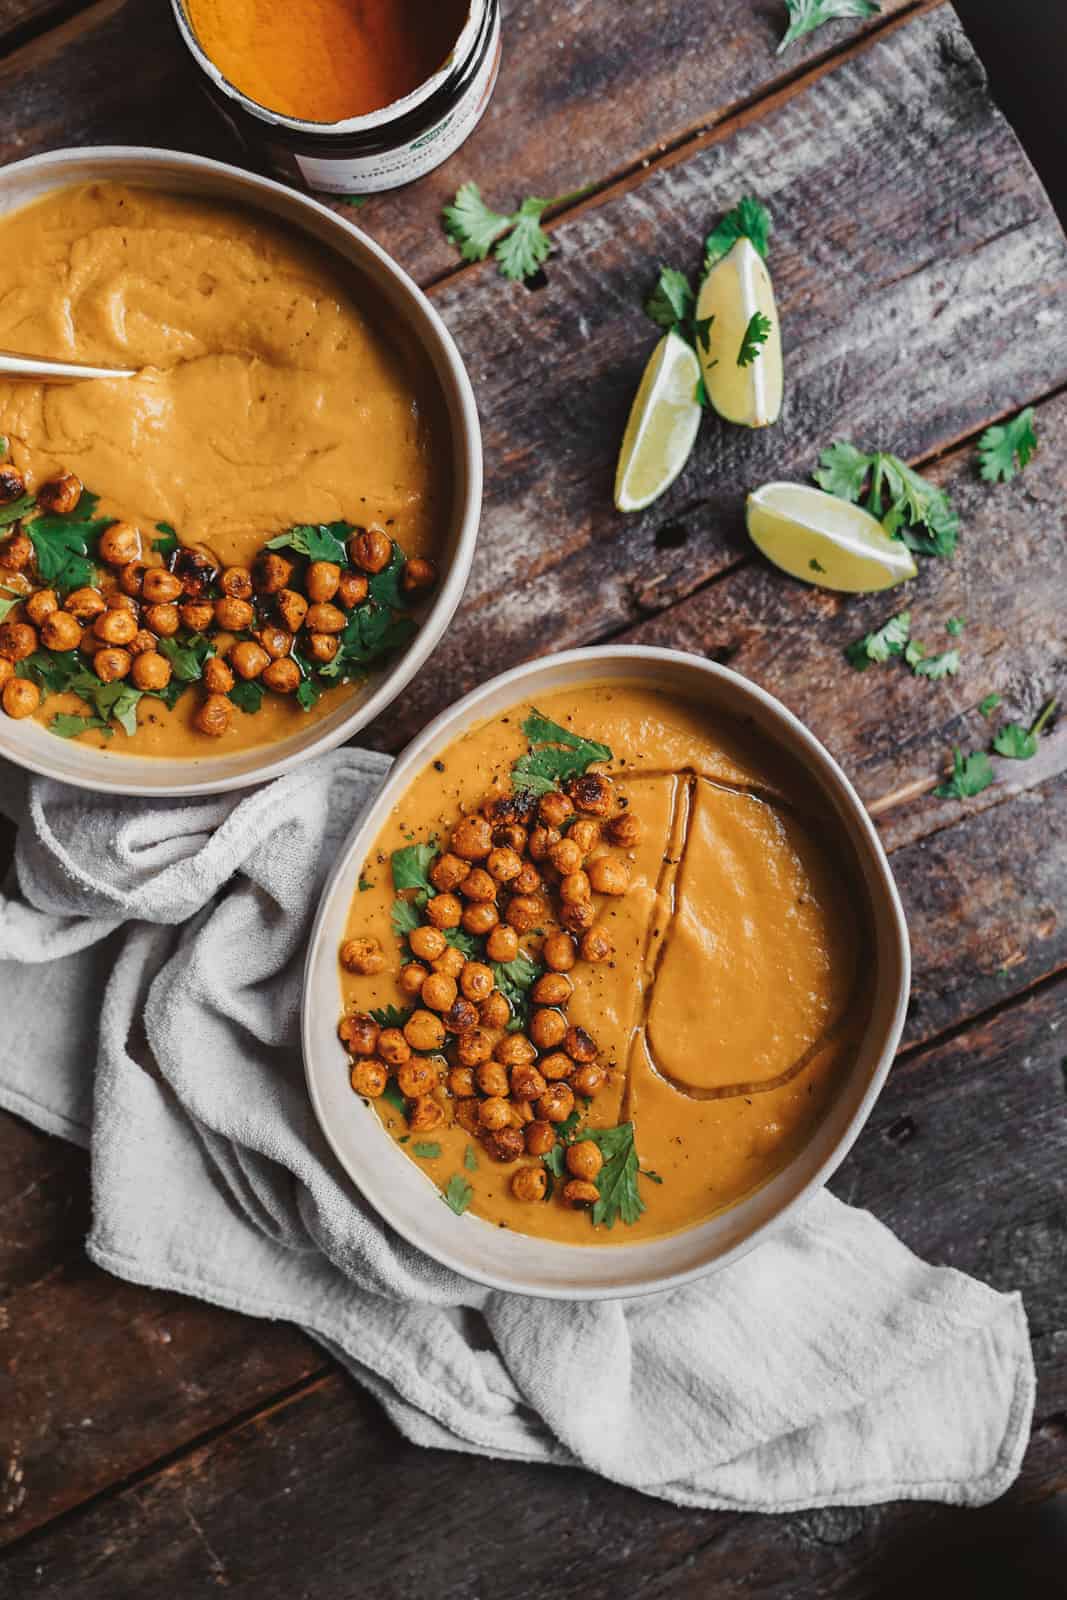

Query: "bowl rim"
left=302, top=644, right=912, bottom=1300
left=0, top=145, right=482, bottom=798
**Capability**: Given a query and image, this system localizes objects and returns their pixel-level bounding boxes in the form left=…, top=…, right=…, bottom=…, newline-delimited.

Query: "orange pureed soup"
left=338, top=683, right=872, bottom=1246
left=185, top=0, right=471, bottom=123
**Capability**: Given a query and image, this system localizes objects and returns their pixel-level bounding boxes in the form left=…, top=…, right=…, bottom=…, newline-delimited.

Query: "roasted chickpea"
left=0, top=620, right=37, bottom=661
left=539, top=791, right=574, bottom=828
left=588, top=855, right=631, bottom=896
left=229, top=640, right=269, bottom=680
left=1, top=676, right=39, bottom=719
left=510, top=1063, right=547, bottom=1101
left=565, top=1028, right=597, bottom=1065
left=144, top=603, right=180, bottom=637
left=254, top=551, right=293, bottom=594
left=580, top=925, right=614, bottom=963
left=530, top=1008, right=567, bottom=1051
left=397, top=1058, right=438, bottom=1098
left=129, top=629, right=158, bottom=656
left=475, top=1060, right=509, bottom=1098
left=492, top=822, right=527, bottom=854
left=336, top=570, right=369, bottom=609
left=40, top=610, right=82, bottom=652
left=431, top=946, right=466, bottom=981
left=401, top=557, right=436, bottom=593
left=0, top=658, right=12, bottom=689
left=253, top=627, right=289, bottom=663
left=548, top=837, right=583, bottom=876
left=65, top=586, right=107, bottom=621
left=462, top=901, right=499, bottom=937
left=339, top=1013, right=380, bottom=1055
left=93, top=608, right=138, bottom=646
left=525, top=1120, right=557, bottom=1157
left=118, top=562, right=147, bottom=597
left=459, top=866, right=496, bottom=902
left=494, top=1033, right=537, bottom=1069
left=0, top=531, right=31, bottom=571
left=482, top=1126, right=523, bottom=1163
left=561, top=900, right=596, bottom=935
left=486, top=846, right=523, bottom=885
left=563, top=1179, right=600, bottom=1209
left=214, top=597, right=254, bottom=632
left=485, top=924, right=519, bottom=964
left=340, top=936, right=386, bottom=975
left=276, top=588, right=308, bottom=632
left=448, top=1066, right=476, bottom=1098
left=456, top=1027, right=494, bottom=1067
left=262, top=657, right=301, bottom=694
left=532, top=971, right=573, bottom=1006
left=305, top=602, right=346, bottom=634
left=455, top=1098, right=482, bottom=1136
left=203, top=656, right=234, bottom=694
left=511, top=1165, right=548, bottom=1203
left=107, top=591, right=139, bottom=615
left=220, top=566, right=253, bottom=601
left=307, top=632, right=339, bottom=664
left=541, top=931, right=577, bottom=973
left=403, top=1009, right=445, bottom=1052
left=36, top=472, right=81, bottom=515
left=571, top=1062, right=607, bottom=1098
left=505, top=894, right=543, bottom=934
left=98, top=521, right=142, bottom=566
left=565, top=1140, right=604, bottom=1181
left=349, top=526, right=392, bottom=573
left=559, top=870, right=592, bottom=906
left=377, top=1028, right=411, bottom=1067
left=479, top=991, right=511, bottom=1030
left=569, top=773, right=615, bottom=816
left=539, top=1051, right=575, bottom=1082
left=459, top=962, right=495, bottom=1003
left=443, top=996, right=479, bottom=1034
left=569, top=818, right=600, bottom=854
left=608, top=812, right=642, bottom=849
left=131, top=651, right=172, bottom=691
left=0, top=464, right=24, bottom=503
left=409, top=923, right=447, bottom=962
left=25, top=589, right=58, bottom=626
left=527, top=825, right=560, bottom=862
left=513, top=1098, right=536, bottom=1126
left=194, top=693, right=234, bottom=737
left=429, top=852, right=467, bottom=893
left=513, top=863, right=542, bottom=896
left=398, top=961, right=429, bottom=997
left=93, top=647, right=132, bottom=683
left=479, top=1096, right=513, bottom=1132
left=408, top=1096, right=445, bottom=1133
left=349, top=1058, right=388, bottom=1098
left=173, top=602, right=210, bottom=636
left=305, top=561, right=341, bottom=603
left=450, top=813, right=493, bottom=861
left=537, top=1082, right=575, bottom=1123
left=142, top=568, right=183, bottom=604
left=425, top=893, right=462, bottom=930
left=421, top=972, right=458, bottom=1013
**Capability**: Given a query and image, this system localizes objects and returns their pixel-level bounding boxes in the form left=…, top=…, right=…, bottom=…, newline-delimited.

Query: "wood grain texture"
left=3, top=982, right=1062, bottom=1598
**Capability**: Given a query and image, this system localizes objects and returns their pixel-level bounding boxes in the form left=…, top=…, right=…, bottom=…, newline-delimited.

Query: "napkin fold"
left=0, top=753, right=1034, bottom=1510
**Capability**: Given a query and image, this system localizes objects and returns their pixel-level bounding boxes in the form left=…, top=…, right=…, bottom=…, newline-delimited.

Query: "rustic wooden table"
left=1, top=1, right=1065, bottom=1593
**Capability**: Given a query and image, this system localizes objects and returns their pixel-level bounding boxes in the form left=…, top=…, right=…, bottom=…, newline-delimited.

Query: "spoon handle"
left=0, top=351, right=137, bottom=381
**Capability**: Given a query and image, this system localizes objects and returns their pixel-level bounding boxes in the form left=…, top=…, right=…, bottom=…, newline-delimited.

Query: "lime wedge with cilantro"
left=746, top=482, right=919, bottom=591
left=696, top=237, right=782, bottom=428
left=614, top=330, right=702, bottom=512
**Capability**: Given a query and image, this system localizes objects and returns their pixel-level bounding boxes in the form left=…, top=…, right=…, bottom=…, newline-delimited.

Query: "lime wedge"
left=696, top=237, right=782, bottom=428
left=746, top=482, right=919, bottom=592
left=615, top=330, right=702, bottom=512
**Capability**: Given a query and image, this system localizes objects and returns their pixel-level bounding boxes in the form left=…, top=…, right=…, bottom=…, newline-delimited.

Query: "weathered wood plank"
left=0, top=0, right=75, bottom=45
left=3, top=981, right=1062, bottom=1598
left=357, top=7, right=1067, bottom=745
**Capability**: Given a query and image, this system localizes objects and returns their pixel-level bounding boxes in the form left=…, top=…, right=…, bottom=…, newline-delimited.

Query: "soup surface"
left=339, top=682, right=870, bottom=1246
left=0, top=182, right=447, bottom=754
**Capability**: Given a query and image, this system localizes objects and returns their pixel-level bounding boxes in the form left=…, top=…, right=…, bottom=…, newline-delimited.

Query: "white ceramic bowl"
left=0, top=146, right=481, bottom=796
left=303, top=646, right=911, bottom=1300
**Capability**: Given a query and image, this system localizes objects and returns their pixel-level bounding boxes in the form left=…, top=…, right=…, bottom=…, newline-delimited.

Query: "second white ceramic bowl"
left=0, top=146, right=481, bottom=796
left=303, top=646, right=910, bottom=1300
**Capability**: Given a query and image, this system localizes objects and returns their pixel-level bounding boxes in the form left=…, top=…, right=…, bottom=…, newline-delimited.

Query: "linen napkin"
left=0, top=752, right=1034, bottom=1511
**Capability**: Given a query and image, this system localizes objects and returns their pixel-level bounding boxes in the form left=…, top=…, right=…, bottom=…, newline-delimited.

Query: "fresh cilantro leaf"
left=692, top=314, right=715, bottom=356
left=809, top=558, right=826, bottom=574
left=443, top=1174, right=474, bottom=1215
left=911, top=648, right=960, bottom=680
left=229, top=679, right=265, bottom=714
left=50, top=713, right=112, bottom=739
left=296, top=677, right=323, bottom=712
left=17, top=647, right=85, bottom=696
left=491, top=951, right=543, bottom=1031
left=978, top=694, right=1001, bottom=718
left=0, top=592, right=19, bottom=623
left=644, top=266, right=695, bottom=332
left=977, top=406, right=1038, bottom=483
left=412, top=1141, right=442, bottom=1159
left=463, top=1144, right=478, bottom=1172
left=815, top=442, right=959, bottom=560
left=903, top=640, right=925, bottom=669
left=778, top=0, right=880, bottom=54
left=0, top=492, right=36, bottom=529
left=26, top=514, right=106, bottom=592
left=583, top=1123, right=647, bottom=1229
left=934, top=747, right=994, bottom=800
left=844, top=610, right=910, bottom=670
left=704, top=196, right=772, bottom=268
left=158, top=632, right=214, bottom=682
left=542, top=1143, right=567, bottom=1181
left=338, top=195, right=367, bottom=209
left=553, top=1108, right=583, bottom=1144
left=992, top=723, right=1036, bottom=761
left=813, top=440, right=872, bottom=502
left=391, top=841, right=437, bottom=902
left=946, top=617, right=966, bottom=637
left=265, top=522, right=350, bottom=563
left=101, top=682, right=142, bottom=737
left=370, top=1005, right=412, bottom=1030
left=391, top=898, right=422, bottom=943
left=495, top=196, right=554, bottom=282
left=358, top=876, right=373, bottom=892
left=320, top=602, right=416, bottom=681
left=443, top=182, right=591, bottom=284
left=36, top=660, right=144, bottom=736
left=737, top=310, right=772, bottom=367
left=367, top=541, right=408, bottom=611
left=153, top=522, right=180, bottom=558
left=511, top=709, right=613, bottom=796
left=444, top=926, right=482, bottom=958
left=442, top=181, right=513, bottom=261
left=381, top=1079, right=407, bottom=1113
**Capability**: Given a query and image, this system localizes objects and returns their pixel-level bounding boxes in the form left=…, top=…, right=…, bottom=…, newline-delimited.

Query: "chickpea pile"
left=339, top=768, right=644, bottom=1212
left=0, top=464, right=435, bottom=734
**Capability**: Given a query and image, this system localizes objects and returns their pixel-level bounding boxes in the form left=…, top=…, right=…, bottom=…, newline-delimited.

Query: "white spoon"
left=0, top=351, right=136, bottom=381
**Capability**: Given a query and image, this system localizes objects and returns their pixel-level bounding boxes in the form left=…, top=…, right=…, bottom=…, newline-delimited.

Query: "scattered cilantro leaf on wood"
left=443, top=182, right=589, bottom=283
left=777, top=0, right=880, bottom=54
left=737, top=311, right=772, bottom=367
left=946, top=617, right=966, bottom=637
left=229, top=679, right=265, bottom=715
left=844, top=610, right=910, bottom=670
left=265, top=522, right=350, bottom=563
left=444, top=1174, right=474, bottom=1215
left=704, top=196, right=772, bottom=268
left=815, top=441, right=959, bottom=559
left=412, top=1142, right=442, bottom=1159
left=978, top=693, right=1001, bottom=718
left=391, top=841, right=437, bottom=903
left=495, top=197, right=554, bottom=282
left=911, top=648, right=960, bottom=681
left=491, top=951, right=543, bottom=1031
left=992, top=698, right=1057, bottom=761
left=371, top=1005, right=412, bottom=1030
left=0, top=492, right=36, bottom=528
left=583, top=1123, right=647, bottom=1229
left=645, top=266, right=695, bottom=332
left=442, top=181, right=512, bottom=260
left=511, top=709, right=613, bottom=796
left=50, top=713, right=112, bottom=739
left=935, top=747, right=994, bottom=800
left=977, top=407, right=1038, bottom=483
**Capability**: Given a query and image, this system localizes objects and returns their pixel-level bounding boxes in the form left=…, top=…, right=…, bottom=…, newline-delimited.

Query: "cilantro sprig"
left=977, top=407, right=1038, bottom=484
left=491, top=950, right=543, bottom=1032
left=511, top=709, right=613, bottom=797
left=443, top=1174, right=474, bottom=1216
left=935, top=748, right=994, bottom=801
left=442, top=181, right=591, bottom=284
left=815, top=441, right=959, bottom=559
left=737, top=311, right=772, bottom=368
left=991, top=698, right=1057, bottom=762
left=26, top=489, right=111, bottom=592
left=777, top=0, right=880, bottom=54
left=584, top=1123, right=647, bottom=1229
left=642, top=197, right=773, bottom=376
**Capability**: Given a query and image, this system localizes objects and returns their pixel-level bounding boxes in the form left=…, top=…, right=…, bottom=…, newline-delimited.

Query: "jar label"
left=294, top=15, right=500, bottom=195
